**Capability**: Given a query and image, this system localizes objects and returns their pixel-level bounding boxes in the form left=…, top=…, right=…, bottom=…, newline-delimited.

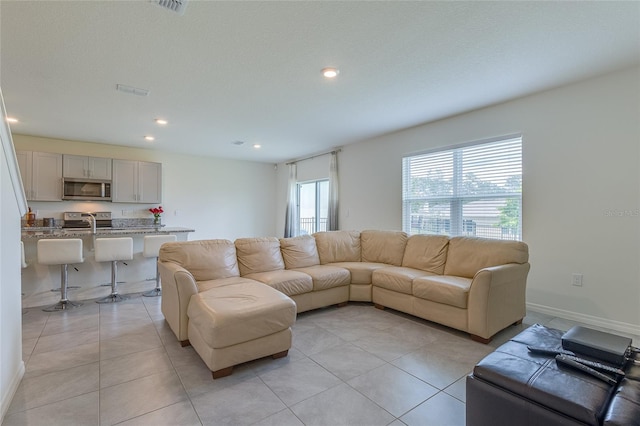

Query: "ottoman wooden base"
left=212, top=349, right=289, bottom=379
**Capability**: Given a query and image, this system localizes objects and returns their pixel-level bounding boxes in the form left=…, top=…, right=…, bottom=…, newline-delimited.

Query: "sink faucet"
left=83, top=213, right=96, bottom=235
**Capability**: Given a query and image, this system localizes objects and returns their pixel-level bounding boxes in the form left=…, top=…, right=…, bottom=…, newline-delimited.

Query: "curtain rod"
left=285, top=148, right=341, bottom=165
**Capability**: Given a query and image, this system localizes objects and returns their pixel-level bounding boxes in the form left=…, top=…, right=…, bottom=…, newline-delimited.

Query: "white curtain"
left=284, top=163, right=299, bottom=238
left=327, top=151, right=339, bottom=231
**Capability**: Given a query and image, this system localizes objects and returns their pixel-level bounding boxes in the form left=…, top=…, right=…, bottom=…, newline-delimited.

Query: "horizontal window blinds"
left=402, top=136, right=522, bottom=240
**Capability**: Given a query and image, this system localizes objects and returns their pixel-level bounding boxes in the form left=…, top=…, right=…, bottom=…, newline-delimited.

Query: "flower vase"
left=153, top=216, right=161, bottom=226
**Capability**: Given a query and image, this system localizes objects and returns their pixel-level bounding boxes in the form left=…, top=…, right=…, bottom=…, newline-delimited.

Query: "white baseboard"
left=527, top=302, right=640, bottom=337
left=1, top=361, right=24, bottom=424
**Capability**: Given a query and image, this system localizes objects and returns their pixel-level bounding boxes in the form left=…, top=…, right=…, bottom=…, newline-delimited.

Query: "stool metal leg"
left=43, top=264, right=83, bottom=312
left=96, top=260, right=128, bottom=303
left=143, top=259, right=162, bottom=297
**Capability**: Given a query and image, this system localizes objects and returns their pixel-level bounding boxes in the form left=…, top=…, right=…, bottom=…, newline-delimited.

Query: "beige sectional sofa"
left=159, top=230, right=530, bottom=349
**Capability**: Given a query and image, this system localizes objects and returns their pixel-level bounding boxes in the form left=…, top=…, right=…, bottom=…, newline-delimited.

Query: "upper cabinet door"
left=18, top=151, right=63, bottom=201
left=112, top=159, right=138, bottom=202
left=112, top=159, right=161, bottom=203
left=62, top=155, right=87, bottom=178
left=33, top=152, right=63, bottom=200
left=63, top=155, right=112, bottom=179
left=88, top=157, right=112, bottom=180
left=16, top=150, right=33, bottom=198
left=138, top=161, right=162, bottom=204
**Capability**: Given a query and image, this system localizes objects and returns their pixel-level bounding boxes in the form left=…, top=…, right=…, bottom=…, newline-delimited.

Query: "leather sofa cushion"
left=604, top=351, right=640, bottom=426
left=604, top=378, right=640, bottom=425
left=245, top=270, right=313, bottom=296
left=443, top=236, right=529, bottom=278
left=412, top=275, right=471, bottom=308
left=314, top=231, right=361, bottom=263
left=188, top=282, right=296, bottom=349
left=361, top=230, right=408, bottom=266
left=373, top=266, right=434, bottom=295
left=292, top=265, right=350, bottom=291
left=329, top=261, right=387, bottom=284
left=197, top=276, right=261, bottom=293
left=235, top=237, right=285, bottom=276
left=279, top=235, right=320, bottom=269
left=159, top=239, right=239, bottom=281
left=402, top=234, right=449, bottom=274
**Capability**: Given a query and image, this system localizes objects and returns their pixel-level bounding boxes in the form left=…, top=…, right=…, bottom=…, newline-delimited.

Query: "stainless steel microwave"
left=62, top=178, right=112, bottom=201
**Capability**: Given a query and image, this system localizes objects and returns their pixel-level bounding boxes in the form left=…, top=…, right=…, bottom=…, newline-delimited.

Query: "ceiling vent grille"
left=151, top=0, right=188, bottom=15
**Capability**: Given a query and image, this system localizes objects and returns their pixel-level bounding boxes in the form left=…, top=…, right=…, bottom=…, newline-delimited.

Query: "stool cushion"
left=95, top=238, right=133, bottom=262
left=187, top=281, right=296, bottom=349
left=37, top=239, right=84, bottom=265
left=143, top=235, right=177, bottom=258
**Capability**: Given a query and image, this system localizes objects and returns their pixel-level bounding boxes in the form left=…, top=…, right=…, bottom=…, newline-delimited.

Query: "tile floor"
left=4, top=296, right=639, bottom=426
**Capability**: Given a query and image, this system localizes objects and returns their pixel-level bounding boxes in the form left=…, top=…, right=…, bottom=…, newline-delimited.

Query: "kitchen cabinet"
left=63, top=154, right=112, bottom=179
left=16, top=151, right=63, bottom=201
left=112, top=160, right=162, bottom=203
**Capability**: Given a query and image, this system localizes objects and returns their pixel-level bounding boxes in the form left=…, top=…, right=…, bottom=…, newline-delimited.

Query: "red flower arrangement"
left=149, top=206, right=163, bottom=223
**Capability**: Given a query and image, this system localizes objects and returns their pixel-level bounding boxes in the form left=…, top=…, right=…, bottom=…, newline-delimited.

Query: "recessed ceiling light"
left=322, top=67, right=339, bottom=78
left=6, top=117, right=18, bottom=123
left=144, top=136, right=155, bottom=141
left=253, top=144, right=261, bottom=149
left=155, top=119, right=168, bottom=125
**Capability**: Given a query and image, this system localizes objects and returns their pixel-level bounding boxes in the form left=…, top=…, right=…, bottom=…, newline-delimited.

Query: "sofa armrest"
left=159, top=261, right=198, bottom=343
left=467, top=263, right=530, bottom=340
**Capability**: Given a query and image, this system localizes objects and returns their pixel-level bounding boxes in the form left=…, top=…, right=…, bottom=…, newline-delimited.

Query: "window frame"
left=402, top=134, right=523, bottom=241
left=297, top=179, right=329, bottom=235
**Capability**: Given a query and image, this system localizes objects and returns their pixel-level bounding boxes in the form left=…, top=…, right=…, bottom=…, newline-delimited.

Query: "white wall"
left=13, top=135, right=278, bottom=241
left=1, top=96, right=28, bottom=422
left=276, top=67, right=640, bottom=334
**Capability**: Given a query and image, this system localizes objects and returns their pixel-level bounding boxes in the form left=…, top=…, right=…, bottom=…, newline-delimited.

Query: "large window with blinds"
left=402, top=135, right=522, bottom=241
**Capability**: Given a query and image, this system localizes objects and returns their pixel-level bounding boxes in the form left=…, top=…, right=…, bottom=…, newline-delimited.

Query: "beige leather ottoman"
left=187, top=280, right=297, bottom=378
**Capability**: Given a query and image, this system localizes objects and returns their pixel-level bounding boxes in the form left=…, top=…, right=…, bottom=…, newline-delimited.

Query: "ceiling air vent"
left=151, top=0, right=188, bottom=15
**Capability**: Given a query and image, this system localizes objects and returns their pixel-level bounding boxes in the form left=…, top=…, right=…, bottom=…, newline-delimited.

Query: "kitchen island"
left=21, top=226, right=194, bottom=308
left=21, top=226, right=194, bottom=239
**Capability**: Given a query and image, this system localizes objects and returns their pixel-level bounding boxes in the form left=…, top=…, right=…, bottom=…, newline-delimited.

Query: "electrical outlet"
left=572, top=273, right=583, bottom=287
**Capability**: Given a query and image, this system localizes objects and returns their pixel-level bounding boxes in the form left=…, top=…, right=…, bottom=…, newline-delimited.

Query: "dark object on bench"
left=562, top=325, right=632, bottom=366
left=466, top=324, right=640, bottom=426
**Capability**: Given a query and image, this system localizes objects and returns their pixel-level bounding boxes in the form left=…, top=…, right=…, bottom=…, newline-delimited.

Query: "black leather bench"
left=466, top=324, right=640, bottom=426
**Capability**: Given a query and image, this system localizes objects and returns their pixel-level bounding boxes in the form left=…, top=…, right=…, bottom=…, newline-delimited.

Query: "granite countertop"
left=21, top=226, right=195, bottom=239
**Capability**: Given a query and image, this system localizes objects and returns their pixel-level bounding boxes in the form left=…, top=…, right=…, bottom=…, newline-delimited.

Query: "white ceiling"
left=1, top=1, right=639, bottom=164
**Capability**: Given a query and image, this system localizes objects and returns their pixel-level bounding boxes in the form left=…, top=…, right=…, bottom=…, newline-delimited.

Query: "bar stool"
left=21, top=241, right=28, bottom=315
left=20, top=241, right=27, bottom=268
left=37, top=239, right=84, bottom=312
left=95, top=237, right=133, bottom=304
left=142, top=234, right=177, bottom=297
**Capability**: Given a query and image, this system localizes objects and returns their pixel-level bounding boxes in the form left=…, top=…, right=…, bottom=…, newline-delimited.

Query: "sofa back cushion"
left=443, top=236, right=529, bottom=278
left=313, top=231, right=361, bottom=264
left=159, top=239, right=239, bottom=281
left=235, top=237, right=285, bottom=276
left=279, top=235, right=320, bottom=269
left=361, top=230, right=408, bottom=266
left=402, top=234, right=450, bottom=274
